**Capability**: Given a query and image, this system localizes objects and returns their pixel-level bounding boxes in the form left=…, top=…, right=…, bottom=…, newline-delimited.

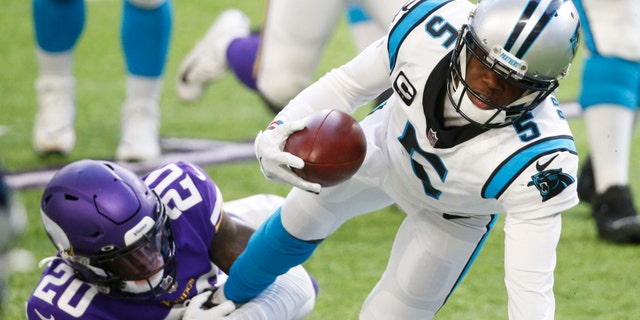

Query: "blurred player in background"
left=345, top=0, right=387, bottom=54
left=25, top=160, right=316, bottom=319
left=176, top=0, right=402, bottom=114
left=573, top=0, right=640, bottom=244
left=32, top=0, right=172, bottom=161
left=0, top=164, right=27, bottom=310
left=206, top=0, right=581, bottom=319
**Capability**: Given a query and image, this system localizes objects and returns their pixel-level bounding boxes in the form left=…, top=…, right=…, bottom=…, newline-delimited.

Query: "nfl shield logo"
left=427, top=127, right=438, bottom=146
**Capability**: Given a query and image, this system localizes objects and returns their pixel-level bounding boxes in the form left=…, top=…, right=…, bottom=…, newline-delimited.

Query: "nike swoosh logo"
left=35, top=309, right=55, bottom=320
left=536, top=154, right=559, bottom=172
left=443, top=213, right=470, bottom=220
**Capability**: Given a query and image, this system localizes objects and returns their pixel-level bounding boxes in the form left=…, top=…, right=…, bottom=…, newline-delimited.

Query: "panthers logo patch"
left=527, top=155, right=575, bottom=202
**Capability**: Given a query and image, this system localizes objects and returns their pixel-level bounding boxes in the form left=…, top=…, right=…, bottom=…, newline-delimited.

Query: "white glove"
left=255, top=119, right=322, bottom=194
left=183, top=288, right=236, bottom=320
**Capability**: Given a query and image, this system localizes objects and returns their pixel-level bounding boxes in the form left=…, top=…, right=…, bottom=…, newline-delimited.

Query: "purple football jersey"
left=26, top=162, right=224, bottom=320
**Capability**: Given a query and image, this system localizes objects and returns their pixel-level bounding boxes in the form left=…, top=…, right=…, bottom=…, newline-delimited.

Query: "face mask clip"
left=486, top=45, right=528, bottom=80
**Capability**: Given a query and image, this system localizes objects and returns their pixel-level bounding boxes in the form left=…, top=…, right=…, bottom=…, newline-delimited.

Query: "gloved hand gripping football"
left=254, top=118, right=322, bottom=194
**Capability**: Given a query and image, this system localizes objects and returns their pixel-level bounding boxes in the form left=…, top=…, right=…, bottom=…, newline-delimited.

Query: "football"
left=284, top=109, right=366, bottom=187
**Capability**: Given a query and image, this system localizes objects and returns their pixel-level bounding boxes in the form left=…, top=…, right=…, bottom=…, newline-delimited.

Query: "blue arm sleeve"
left=224, top=208, right=320, bottom=303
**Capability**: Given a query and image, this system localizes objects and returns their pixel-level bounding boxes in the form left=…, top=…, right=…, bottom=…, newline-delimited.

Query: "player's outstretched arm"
left=254, top=37, right=389, bottom=194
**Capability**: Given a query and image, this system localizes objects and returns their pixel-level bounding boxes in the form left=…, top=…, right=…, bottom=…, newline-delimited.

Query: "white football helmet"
left=447, top=0, right=581, bottom=128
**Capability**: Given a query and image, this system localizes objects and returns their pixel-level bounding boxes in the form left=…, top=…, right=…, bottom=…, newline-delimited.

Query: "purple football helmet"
left=40, top=159, right=176, bottom=299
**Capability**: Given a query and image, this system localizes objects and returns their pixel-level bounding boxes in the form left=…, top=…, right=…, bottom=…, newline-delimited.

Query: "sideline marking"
left=5, top=138, right=255, bottom=190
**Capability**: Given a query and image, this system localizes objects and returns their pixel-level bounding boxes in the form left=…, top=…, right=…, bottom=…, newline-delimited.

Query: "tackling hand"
left=255, top=118, right=322, bottom=194
left=183, top=288, right=236, bottom=320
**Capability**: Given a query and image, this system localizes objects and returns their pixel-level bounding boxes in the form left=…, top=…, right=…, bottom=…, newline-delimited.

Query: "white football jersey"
left=380, top=0, right=578, bottom=220
left=281, top=0, right=579, bottom=219
left=275, top=0, right=579, bottom=318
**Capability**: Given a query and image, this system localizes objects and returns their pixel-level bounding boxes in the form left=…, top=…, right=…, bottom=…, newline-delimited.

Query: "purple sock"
left=226, top=34, right=260, bottom=90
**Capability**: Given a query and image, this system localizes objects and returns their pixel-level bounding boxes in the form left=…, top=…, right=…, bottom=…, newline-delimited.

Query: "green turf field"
left=2, top=1, right=640, bottom=319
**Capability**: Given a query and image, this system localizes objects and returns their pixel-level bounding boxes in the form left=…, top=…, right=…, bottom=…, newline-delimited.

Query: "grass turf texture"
left=2, top=1, right=640, bottom=319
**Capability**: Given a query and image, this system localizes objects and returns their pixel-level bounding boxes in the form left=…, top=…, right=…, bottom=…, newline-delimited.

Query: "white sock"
left=584, top=104, right=634, bottom=193
left=125, top=74, right=163, bottom=102
left=36, top=48, right=73, bottom=77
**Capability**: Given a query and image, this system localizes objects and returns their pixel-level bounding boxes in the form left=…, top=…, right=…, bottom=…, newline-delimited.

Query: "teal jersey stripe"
left=482, top=136, right=577, bottom=199
left=388, top=0, right=452, bottom=71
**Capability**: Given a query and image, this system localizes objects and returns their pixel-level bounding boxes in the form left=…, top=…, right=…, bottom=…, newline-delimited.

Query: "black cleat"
left=592, top=185, right=640, bottom=244
left=577, top=156, right=595, bottom=204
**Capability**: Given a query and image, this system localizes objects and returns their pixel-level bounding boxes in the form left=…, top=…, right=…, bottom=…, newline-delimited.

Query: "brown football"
left=284, top=109, right=366, bottom=187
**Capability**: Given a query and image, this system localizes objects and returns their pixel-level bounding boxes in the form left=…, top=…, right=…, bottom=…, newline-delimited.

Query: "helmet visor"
left=96, top=199, right=174, bottom=281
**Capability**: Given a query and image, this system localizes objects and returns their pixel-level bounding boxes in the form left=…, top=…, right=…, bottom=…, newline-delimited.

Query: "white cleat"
left=176, top=9, right=250, bottom=102
left=116, top=99, right=161, bottom=162
left=33, top=76, right=76, bottom=156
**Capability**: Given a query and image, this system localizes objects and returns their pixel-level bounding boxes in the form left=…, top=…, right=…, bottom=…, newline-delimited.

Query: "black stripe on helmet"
left=503, top=0, right=540, bottom=51
left=515, top=0, right=563, bottom=58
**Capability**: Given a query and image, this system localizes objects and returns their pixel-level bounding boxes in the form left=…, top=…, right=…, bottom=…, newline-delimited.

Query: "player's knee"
left=125, top=0, right=166, bottom=10
left=257, top=76, right=309, bottom=110
left=579, top=55, right=640, bottom=110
